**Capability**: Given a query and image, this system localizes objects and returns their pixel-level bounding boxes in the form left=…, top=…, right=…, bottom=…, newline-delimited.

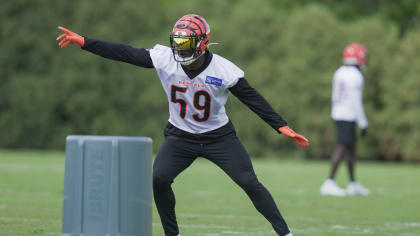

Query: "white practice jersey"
left=149, top=44, right=244, bottom=134
left=331, top=65, right=368, bottom=129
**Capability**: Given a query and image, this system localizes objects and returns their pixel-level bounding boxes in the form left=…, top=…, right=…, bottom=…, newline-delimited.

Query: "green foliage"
left=1, top=0, right=419, bottom=160
left=377, top=31, right=420, bottom=161
left=267, top=0, right=420, bottom=37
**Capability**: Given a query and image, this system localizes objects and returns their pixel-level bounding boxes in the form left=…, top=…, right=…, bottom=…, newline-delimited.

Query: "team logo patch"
left=205, top=76, right=222, bottom=86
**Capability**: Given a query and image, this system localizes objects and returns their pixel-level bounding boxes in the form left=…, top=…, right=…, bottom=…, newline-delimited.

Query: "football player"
left=320, top=43, right=370, bottom=197
left=57, top=14, right=308, bottom=236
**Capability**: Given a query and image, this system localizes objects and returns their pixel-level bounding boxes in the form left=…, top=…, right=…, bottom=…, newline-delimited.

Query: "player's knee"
left=236, top=174, right=261, bottom=192
left=153, top=174, right=172, bottom=189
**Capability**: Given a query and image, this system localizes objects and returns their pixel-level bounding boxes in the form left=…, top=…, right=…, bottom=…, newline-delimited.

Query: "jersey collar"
left=181, top=50, right=213, bottom=80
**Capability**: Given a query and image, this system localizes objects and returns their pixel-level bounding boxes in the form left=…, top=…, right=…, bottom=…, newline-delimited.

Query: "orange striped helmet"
left=343, top=43, right=368, bottom=67
left=170, top=14, right=211, bottom=65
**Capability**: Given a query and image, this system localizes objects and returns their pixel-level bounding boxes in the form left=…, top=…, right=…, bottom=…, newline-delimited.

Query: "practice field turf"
left=0, top=149, right=419, bottom=236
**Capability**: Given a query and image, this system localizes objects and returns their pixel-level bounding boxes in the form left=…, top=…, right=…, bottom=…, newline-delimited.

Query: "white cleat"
left=346, top=182, right=370, bottom=196
left=320, top=179, right=346, bottom=197
left=285, top=233, right=293, bottom=236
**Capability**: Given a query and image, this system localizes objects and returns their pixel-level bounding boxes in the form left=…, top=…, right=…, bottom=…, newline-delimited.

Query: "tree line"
left=1, top=0, right=419, bottom=161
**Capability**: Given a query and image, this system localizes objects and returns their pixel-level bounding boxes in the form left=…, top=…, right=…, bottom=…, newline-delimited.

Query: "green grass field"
left=0, top=149, right=419, bottom=236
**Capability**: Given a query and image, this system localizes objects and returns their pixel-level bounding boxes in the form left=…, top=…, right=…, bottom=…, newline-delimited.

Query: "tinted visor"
left=170, top=36, right=196, bottom=51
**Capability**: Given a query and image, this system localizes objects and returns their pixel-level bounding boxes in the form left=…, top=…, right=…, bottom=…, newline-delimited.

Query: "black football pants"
left=153, top=134, right=290, bottom=236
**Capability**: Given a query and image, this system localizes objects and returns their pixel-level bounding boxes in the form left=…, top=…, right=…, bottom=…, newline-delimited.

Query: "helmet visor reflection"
left=171, top=36, right=196, bottom=50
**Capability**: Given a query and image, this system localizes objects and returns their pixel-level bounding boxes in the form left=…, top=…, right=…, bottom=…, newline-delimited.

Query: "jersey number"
left=171, top=85, right=211, bottom=122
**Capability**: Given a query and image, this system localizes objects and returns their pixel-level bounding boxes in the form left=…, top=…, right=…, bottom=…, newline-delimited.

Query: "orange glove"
left=56, top=26, right=85, bottom=48
left=278, top=126, right=309, bottom=147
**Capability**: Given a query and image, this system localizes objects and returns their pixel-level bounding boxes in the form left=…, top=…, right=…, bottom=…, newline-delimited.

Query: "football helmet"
left=170, top=14, right=210, bottom=66
left=343, top=43, right=368, bottom=67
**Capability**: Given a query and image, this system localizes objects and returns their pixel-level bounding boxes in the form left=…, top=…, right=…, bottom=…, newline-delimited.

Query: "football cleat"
left=320, top=179, right=346, bottom=197
left=346, top=182, right=370, bottom=196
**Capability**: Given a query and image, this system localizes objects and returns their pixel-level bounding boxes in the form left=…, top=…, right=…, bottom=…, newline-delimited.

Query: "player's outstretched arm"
left=56, top=26, right=153, bottom=68
left=229, top=78, right=309, bottom=147
left=278, top=126, right=309, bottom=147
left=57, top=26, right=85, bottom=48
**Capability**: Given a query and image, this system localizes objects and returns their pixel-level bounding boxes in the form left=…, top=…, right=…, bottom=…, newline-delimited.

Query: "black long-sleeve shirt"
left=82, top=37, right=287, bottom=140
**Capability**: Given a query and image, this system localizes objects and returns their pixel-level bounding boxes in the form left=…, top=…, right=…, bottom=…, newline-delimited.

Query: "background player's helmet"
left=343, top=43, right=368, bottom=67
left=170, top=14, right=211, bottom=66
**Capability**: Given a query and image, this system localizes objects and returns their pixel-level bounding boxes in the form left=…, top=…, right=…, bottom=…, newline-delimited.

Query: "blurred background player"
left=57, top=14, right=308, bottom=236
left=320, top=43, right=370, bottom=196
